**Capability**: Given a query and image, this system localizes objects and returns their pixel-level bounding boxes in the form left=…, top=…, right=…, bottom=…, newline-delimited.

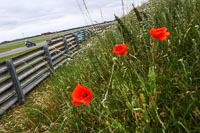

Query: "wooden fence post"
left=63, top=36, right=69, bottom=53
left=6, top=60, right=25, bottom=104
left=43, top=46, right=54, bottom=72
left=83, top=30, right=86, bottom=40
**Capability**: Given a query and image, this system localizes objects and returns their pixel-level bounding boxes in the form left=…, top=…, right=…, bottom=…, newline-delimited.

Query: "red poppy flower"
left=150, top=27, right=170, bottom=42
left=71, top=84, right=93, bottom=106
left=112, top=44, right=128, bottom=56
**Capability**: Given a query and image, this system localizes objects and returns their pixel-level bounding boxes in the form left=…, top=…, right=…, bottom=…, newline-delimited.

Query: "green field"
left=0, top=33, right=62, bottom=54
left=0, top=0, right=200, bottom=132
left=0, top=47, right=40, bottom=63
left=0, top=42, right=26, bottom=53
left=0, top=33, right=63, bottom=63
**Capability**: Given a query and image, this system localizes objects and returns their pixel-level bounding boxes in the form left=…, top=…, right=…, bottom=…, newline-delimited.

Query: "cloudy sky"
left=0, top=0, right=146, bottom=42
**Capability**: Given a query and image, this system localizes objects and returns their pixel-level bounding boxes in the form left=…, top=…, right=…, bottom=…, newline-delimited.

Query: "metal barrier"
left=0, top=23, right=113, bottom=115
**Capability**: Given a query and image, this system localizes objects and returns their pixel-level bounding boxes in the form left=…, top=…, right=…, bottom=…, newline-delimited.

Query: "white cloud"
left=0, top=0, right=145, bottom=42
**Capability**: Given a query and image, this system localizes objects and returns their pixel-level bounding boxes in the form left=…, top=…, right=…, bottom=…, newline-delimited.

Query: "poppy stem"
left=108, top=61, right=116, bottom=87
left=150, top=38, right=156, bottom=65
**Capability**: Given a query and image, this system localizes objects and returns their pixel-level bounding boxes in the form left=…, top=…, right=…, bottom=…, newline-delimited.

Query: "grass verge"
left=0, top=0, right=200, bottom=132
left=0, top=47, right=40, bottom=63
left=0, top=34, right=61, bottom=53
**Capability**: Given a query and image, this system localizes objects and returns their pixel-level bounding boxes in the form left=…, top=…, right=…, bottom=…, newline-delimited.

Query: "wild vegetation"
left=0, top=0, right=200, bottom=132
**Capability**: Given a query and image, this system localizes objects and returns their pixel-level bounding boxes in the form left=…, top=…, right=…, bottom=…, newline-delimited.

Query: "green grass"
left=0, top=0, right=200, bottom=132
left=0, top=42, right=25, bottom=53
left=0, top=33, right=62, bottom=62
left=0, top=47, right=40, bottom=63
left=0, top=33, right=61, bottom=53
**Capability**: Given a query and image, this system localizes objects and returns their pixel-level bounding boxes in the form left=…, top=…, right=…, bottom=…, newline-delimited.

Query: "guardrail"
left=0, top=23, right=113, bottom=115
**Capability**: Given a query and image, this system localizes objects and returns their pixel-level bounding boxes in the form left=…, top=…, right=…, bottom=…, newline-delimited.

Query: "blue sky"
left=0, top=0, right=146, bottom=42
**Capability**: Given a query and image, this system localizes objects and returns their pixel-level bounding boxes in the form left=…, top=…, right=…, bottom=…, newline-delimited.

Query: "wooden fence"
left=0, top=23, right=113, bottom=115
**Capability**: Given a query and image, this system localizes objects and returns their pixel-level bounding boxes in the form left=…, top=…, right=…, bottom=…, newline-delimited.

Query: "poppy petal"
left=71, top=84, right=93, bottom=106
left=149, top=27, right=170, bottom=42
left=72, top=99, right=82, bottom=106
left=113, top=44, right=128, bottom=56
